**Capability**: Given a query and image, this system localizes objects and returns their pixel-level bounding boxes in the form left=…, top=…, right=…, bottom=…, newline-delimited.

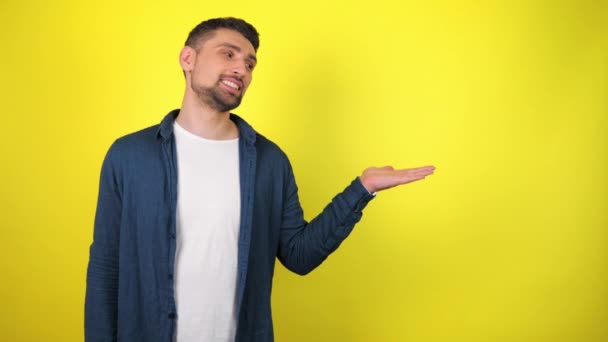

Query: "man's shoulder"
left=115, top=124, right=160, bottom=146
left=255, top=132, right=283, bottom=155
left=253, top=132, right=295, bottom=173
left=105, top=124, right=162, bottom=161
left=231, top=113, right=289, bottom=162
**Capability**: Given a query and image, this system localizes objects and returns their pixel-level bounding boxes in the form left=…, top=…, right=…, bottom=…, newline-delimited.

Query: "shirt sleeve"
left=277, top=161, right=375, bottom=275
left=85, top=142, right=122, bottom=342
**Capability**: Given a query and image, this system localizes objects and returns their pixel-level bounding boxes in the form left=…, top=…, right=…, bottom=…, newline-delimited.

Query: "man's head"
left=180, top=17, right=260, bottom=113
left=185, top=17, right=259, bottom=52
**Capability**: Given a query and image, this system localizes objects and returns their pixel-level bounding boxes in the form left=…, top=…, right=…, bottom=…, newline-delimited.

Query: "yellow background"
left=1, top=0, right=606, bottom=341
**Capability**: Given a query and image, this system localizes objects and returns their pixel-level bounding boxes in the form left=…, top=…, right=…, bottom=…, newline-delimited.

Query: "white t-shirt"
left=173, top=122, right=241, bottom=342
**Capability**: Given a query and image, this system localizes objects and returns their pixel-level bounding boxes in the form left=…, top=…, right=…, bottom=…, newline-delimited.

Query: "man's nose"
left=232, top=60, right=250, bottom=77
left=231, top=60, right=247, bottom=76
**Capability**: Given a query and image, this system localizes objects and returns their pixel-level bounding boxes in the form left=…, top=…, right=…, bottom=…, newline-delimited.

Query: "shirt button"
left=170, top=233, right=176, bottom=239
left=168, top=313, right=176, bottom=319
left=168, top=274, right=173, bottom=280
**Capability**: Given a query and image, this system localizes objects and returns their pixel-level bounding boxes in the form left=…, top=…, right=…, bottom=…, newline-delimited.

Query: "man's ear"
left=179, top=46, right=196, bottom=73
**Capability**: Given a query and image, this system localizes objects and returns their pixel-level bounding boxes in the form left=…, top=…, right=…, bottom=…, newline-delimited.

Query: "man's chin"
left=193, top=85, right=243, bottom=112
left=215, top=98, right=242, bottom=112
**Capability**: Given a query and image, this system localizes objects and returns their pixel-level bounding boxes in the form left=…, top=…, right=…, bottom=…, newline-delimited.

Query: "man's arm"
left=85, top=143, right=122, bottom=342
left=277, top=162, right=435, bottom=275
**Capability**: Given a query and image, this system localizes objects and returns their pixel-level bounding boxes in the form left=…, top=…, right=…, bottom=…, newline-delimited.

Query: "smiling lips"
left=220, top=78, right=242, bottom=94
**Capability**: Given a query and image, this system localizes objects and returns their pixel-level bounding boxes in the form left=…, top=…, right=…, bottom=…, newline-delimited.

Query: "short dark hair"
left=185, top=17, right=260, bottom=51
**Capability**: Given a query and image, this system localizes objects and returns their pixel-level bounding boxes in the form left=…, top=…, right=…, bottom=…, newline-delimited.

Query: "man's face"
left=188, top=28, right=257, bottom=113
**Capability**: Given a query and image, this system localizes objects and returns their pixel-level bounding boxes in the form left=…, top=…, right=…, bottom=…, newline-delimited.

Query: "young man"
left=85, top=17, right=435, bottom=342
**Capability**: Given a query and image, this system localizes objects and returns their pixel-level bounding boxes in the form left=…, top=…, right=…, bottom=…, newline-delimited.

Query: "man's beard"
left=192, top=81, right=242, bottom=113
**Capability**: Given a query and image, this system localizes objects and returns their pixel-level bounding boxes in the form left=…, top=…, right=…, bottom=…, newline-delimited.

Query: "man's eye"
left=224, top=51, right=233, bottom=58
left=246, top=63, right=254, bottom=70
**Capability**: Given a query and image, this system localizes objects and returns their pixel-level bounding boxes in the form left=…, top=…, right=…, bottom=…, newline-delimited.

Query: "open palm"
left=360, top=165, right=435, bottom=193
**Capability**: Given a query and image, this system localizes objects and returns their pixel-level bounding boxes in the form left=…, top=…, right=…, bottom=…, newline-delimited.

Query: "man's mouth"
left=220, top=79, right=242, bottom=92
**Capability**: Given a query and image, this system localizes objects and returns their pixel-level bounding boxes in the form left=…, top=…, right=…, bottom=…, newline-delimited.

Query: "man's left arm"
left=277, top=164, right=435, bottom=275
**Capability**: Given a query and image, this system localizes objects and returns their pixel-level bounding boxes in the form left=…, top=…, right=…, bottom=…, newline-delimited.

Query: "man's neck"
left=176, top=92, right=239, bottom=140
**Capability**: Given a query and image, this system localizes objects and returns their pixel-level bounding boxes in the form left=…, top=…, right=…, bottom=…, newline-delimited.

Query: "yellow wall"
left=1, top=0, right=606, bottom=341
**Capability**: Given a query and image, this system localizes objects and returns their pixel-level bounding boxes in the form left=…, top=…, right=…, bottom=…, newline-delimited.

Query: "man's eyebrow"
left=217, top=42, right=257, bottom=63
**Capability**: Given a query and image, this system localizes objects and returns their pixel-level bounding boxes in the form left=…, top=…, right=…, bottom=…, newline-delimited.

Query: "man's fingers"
left=396, top=167, right=435, bottom=176
left=408, top=165, right=435, bottom=172
left=393, top=166, right=435, bottom=184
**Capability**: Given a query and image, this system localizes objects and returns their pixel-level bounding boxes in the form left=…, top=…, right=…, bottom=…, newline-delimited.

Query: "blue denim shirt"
left=85, top=110, right=375, bottom=341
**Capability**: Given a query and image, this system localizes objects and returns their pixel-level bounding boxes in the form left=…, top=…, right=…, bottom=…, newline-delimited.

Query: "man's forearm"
left=277, top=177, right=375, bottom=275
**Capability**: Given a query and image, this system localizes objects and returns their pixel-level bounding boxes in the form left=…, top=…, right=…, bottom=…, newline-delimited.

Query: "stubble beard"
left=192, top=81, right=243, bottom=113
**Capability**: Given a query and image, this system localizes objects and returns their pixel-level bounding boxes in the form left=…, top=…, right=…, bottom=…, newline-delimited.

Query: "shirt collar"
left=156, top=109, right=257, bottom=145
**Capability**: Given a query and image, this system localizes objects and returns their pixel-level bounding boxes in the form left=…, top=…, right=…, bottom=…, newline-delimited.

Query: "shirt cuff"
left=356, top=177, right=377, bottom=197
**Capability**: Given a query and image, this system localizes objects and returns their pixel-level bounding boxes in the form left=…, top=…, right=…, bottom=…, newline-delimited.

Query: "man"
left=85, top=17, right=435, bottom=342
